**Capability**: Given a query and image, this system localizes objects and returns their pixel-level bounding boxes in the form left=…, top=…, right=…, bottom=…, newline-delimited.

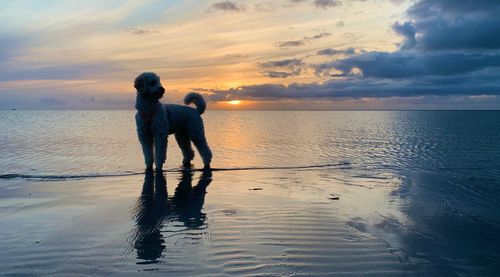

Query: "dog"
left=134, top=72, right=212, bottom=171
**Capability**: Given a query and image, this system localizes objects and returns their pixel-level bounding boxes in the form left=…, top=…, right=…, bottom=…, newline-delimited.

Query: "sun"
left=227, top=100, right=241, bottom=105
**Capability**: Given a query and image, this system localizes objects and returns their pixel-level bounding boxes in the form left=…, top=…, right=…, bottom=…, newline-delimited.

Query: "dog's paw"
left=181, top=162, right=194, bottom=172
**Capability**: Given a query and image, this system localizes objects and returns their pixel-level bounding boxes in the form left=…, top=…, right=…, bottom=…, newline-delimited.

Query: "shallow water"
left=1, top=110, right=499, bottom=275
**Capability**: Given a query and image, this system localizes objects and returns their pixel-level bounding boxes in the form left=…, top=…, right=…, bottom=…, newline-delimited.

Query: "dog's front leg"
left=155, top=133, right=168, bottom=170
left=136, top=114, right=154, bottom=170
left=143, top=140, right=154, bottom=170
left=138, top=133, right=154, bottom=170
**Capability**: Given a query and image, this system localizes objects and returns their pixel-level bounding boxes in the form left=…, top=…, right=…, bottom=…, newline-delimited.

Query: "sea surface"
left=0, top=110, right=499, bottom=276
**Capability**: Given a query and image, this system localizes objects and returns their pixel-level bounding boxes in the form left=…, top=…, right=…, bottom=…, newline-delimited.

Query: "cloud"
left=260, top=58, right=304, bottom=68
left=206, top=68, right=500, bottom=101
left=408, top=0, right=500, bottom=18
left=0, top=93, right=135, bottom=109
left=276, top=40, right=305, bottom=47
left=327, top=51, right=500, bottom=79
left=204, top=0, right=500, bottom=104
left=189, top=87, right=216, bottom=93
left=0, top=61, right=119, bottom=81
left=313, top=0, right=342, bottom=9
left=3, top=0, right=498, bottom=110
left=263, top=71, right=296, bottom=78
left=398, top=0, right=500, bottom=51
left=260, top=58, right=305, bottom=78
left=336, top=20, right=345, bottom=27
left=254, top=2, right=275, bottom=12
left=389, top=0, right=406, bottom=5
left=211, top=1, right=246, bottom=12
left=126, top=27, right=160, bottom=36
left=225, top=53, right=250, bottom=59
left=286, top=0, right=342, bottom=9
left=392, top=22, right=416, bottom=50
left=304, top=32, right=331, bottom=40
left=0, top=35, right=31, bottom=62
left=277, top=32, right=331, bottom=48
left=80, top=96, right=134, bottom=106
left=305, top=0, right=500, bottom=91
left=40, top=97, right=68, bottom=106
left=316, top=47, right=355, bottom=56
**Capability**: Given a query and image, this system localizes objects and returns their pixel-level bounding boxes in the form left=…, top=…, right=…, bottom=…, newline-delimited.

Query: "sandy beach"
left=0, top=167, right=416, bottom=276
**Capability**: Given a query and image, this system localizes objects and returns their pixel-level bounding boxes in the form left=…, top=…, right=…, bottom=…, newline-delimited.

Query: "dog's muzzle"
left=154, top=87, right=165, bottom=99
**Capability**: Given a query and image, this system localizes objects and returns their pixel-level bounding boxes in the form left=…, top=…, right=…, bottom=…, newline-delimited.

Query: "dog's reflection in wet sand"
left=130, top=170, right=212, bottom=264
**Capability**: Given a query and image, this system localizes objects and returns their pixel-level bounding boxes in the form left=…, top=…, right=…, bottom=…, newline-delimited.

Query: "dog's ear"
left=134, top=75, right=144, bottom=92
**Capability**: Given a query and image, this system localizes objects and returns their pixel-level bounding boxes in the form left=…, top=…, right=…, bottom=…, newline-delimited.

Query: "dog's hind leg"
left=175, top=132, right=195, bottom=167
left=189, top=128, right=212, bottom=169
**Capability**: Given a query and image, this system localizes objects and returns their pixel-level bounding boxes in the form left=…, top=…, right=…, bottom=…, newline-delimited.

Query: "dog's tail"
left=184, top=92, right=206, bottom=115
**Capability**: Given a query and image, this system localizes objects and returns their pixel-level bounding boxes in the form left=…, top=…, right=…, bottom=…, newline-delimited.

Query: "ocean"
left=1, top=110, right=499, bottom=276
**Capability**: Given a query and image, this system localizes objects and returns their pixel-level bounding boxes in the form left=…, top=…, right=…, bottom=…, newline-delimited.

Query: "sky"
left=1, top=0, right=499, bottom=110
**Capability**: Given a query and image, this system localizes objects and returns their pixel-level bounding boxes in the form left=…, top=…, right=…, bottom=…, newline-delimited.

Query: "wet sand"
left=0, top=167, right=419, bottom=276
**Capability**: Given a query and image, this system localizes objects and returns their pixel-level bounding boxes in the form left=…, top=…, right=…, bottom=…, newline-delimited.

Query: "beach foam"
left=0, top=162, right=351, bottom=181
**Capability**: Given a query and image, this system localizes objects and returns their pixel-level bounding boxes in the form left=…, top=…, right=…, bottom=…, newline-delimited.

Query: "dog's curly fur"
left=134, top=72, right=212, bottom=171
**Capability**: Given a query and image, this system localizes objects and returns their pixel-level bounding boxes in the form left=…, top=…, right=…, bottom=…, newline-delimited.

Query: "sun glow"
left=227, top=100, right=241, bottom=105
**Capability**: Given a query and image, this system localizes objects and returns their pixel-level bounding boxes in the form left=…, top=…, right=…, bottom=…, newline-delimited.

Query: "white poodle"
left=134, top=72, right=212, bottom=171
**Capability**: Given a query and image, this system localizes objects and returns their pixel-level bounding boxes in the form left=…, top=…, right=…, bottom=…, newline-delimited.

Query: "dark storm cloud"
left=313, top=0, right=500, bottom=79
left=392, top=22, right=416, bottom=50
left=308, top=0, right=500, bottom=93
left=211, top=1, right=246, bottom=12
left=399, top=0, right=500, bottom=51
left=408, top=0, right=500, bottom=18
left=396, top=19, right=500, bottom=51
left=325, top=51, right=500, bottom=79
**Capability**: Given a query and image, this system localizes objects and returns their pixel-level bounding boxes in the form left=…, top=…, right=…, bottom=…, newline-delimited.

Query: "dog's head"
left=134, top=72, right=165, bottom=100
